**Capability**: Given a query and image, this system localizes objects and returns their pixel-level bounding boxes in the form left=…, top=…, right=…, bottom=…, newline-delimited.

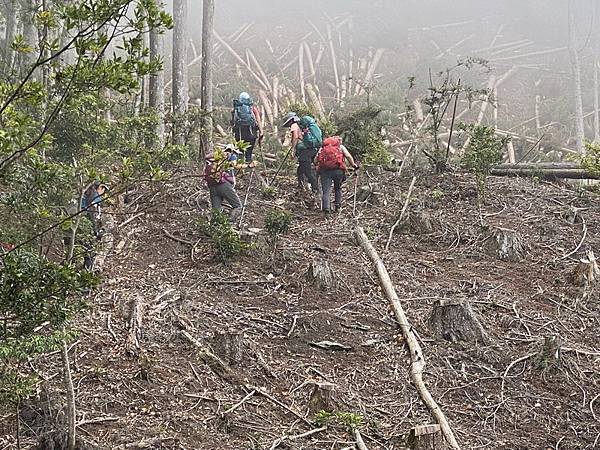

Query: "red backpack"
left=316, top=137, right=346, bottom=172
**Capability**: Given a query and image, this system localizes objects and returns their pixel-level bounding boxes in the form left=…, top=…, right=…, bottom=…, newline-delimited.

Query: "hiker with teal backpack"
left=231, top=92, right=263, bottom=164
left=282, top=112, right=322, bottom=193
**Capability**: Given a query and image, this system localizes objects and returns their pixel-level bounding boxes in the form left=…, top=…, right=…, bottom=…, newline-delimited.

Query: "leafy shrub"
left=264, top=209, right=292, bottom=239
left=581, top=141, right=600, bottom=177
left=461, top=124, right=508, bottom=203
left=312, top=410, right=364, bottom=430
left=335, top=106, right=391, bottom=165
left=200, top=210, right=249, bottom=261
left=0, top=251, right=97, bottom=406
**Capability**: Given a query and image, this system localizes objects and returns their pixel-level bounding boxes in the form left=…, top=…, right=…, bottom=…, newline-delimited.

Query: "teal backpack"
left=298, top=115, right=323, bottom=151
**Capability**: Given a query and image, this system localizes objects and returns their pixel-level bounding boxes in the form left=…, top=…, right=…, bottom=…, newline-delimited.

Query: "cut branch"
left=354, top=226, right=460, bottom=450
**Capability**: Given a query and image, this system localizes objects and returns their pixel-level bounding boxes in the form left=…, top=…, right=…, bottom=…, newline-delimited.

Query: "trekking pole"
left=238, top=167, right=255, bottom=227
left=269, top=146, right=294, bottom=187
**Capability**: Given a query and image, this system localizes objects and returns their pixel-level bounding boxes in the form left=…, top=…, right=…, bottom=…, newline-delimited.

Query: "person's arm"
left=341, top=145, right=358, bottom=168
left=290, top=124, right=301, bottom=158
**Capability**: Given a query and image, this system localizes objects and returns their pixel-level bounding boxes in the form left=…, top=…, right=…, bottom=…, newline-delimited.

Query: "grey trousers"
left=320, top=169, right=345, bottom=211
left=209, top=182, right=242, bottom=220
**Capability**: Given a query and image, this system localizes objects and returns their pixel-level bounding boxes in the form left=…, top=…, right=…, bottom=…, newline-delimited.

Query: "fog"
left=162, top=0, right=599, bottom=155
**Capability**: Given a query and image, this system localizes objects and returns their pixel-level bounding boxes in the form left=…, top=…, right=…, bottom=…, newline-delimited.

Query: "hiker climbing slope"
left=282, top=112, right=321, bottom=193
left=204, top=143, right=251, bottom=222
left=314, top=136, right=358, bottom=214
left=231, top=92, right=263, bottom=163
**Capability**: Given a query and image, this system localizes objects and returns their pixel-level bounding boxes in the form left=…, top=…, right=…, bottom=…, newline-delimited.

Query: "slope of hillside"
left=4, top=168, right=600, bottom=450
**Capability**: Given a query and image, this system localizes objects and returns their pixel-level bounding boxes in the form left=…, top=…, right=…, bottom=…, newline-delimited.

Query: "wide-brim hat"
left=224, top=143, right=242, bottom=154
left=282, top=112, right=299, bottom=127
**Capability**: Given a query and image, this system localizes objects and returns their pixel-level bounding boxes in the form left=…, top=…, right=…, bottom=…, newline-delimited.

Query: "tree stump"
left=34, top=432, right=96, bottom=450
left=570, top=249, right=599, bottom=287
left=356, top=184, right=380, bottom=205
left=407, top=424, right=448, bottom=450
left=211, top=330, right=244, bottom=367
left=428, top=299, right=490, bottom=344
left=533, top=335, right=562, bottom=372
left=306, top=258, right=336, bottom=291
left=408, top=210, right=441, bottom=234
left=485, top=228, right=524, bottom=261
left=307, top=382, right=339, bottom=416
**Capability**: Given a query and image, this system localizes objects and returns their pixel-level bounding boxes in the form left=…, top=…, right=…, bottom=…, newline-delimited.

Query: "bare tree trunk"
left=569, top=0, right=585, bottom=153
left=200, top=0, right=214, bottom=158
left=172, top=0, right=189, bottom=146
left=149, top=27, right=165, bottom=147
left=594, top=0, right=600, bottom=142
left=138, top=31, right=149, bottom=114
left=20, top=0, right=38, bottom=78
left=61, top=340, right=76, bottom=450
left=2, top=0, right=17, bottom=70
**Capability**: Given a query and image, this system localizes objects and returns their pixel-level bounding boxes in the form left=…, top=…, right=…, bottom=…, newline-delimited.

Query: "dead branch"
left=354, top=226, right=460, bottom=450
left=385, top=176, right=417, bottom=251
left=125, top=296, right=143, bottom=355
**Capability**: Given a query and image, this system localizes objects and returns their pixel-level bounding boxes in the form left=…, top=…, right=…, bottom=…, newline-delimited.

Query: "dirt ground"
left=2, top=168, right=600, bottom=450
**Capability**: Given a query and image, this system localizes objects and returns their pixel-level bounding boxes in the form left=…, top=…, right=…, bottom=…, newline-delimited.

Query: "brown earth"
left=2, top=168, right=600, bottom=450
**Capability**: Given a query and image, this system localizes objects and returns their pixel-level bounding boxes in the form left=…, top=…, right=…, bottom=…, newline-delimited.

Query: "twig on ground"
left=385, top=176, right=417, bottom=251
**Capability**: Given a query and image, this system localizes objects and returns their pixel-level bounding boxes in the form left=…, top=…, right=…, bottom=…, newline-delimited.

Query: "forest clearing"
left=1, top=1, right=600, bottom=449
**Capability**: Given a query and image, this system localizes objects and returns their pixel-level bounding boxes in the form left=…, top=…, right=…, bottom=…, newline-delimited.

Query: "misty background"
left=162, top=0, right=597, bottom=157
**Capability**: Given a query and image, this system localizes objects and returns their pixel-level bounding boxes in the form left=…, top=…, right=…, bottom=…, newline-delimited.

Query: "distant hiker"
left=231, top=92, right=263, bottom=164
left=314, top=136, right=358, bottom=213
left=82, top=182, right=107, bottom=234
left=283, top=112, right=321, bottom=193
left=75, top=182, right=108, bottom=270
left=204, top=143, right=251, bottom=222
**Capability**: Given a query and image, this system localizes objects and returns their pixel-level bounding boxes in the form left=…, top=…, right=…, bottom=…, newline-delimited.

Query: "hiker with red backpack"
left=204, top=143, right=249, bottom=222
left=282, top=112, right=321, bottom=193
left=231, top=92, right=263, bottom=164
left=314, top=136, right=358, bottom=214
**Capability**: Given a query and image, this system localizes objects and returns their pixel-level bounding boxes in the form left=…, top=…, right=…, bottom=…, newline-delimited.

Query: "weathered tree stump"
left=356, top=184, right=380, bottom=205
left=570, top=249, right=599, bottom=287
left=408, top=210, right=441, bottom=234
left=484, top=227, right=524, bottom=261
left=306, top=258, right=336, bottom=291
left=124, top=295, right=143, bottom=356
left=211, top=330, right=244, bottom=367
left=407, top=424, right=448, bottom=450
left=562, top=205, right=584, bottom=224
left=429, top=299, right=490, bottom=344
left=307, top=382, right=338, bottom=416
left=533, top=335, right=562, bottom=372
left=34, top=432, right=96, bottom=450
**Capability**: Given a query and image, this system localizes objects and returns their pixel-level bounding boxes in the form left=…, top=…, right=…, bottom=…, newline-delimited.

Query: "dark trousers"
left=320, top=169, right=345, bottom=211
left=297, top=160, right=318, bottom=192
left=234, top=127, right=257, bottom=162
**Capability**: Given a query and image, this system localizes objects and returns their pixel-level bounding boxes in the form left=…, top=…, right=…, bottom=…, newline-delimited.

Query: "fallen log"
left=490, top=165, right=600, bottom=180
left=354, top=227, right=460, bottom=450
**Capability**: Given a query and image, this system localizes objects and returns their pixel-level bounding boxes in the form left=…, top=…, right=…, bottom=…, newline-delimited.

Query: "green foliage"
left=200, top=210, right=250, bottom=261
left=581, top=142, right=600, bottom=177
left=405, top=60, right=490, bottom=172
left=264, top=209, right=292, bottom=239
left=335, top=106, right=391, bottom=165
left=0, top=251, right=96, bottom=405
left=260, top=185, right=278, bottom=199
left=312, top=410, right=364, bottom=430
left=461, top=124, right=508, bottom=203
left=313, top=410, right=335, bottom=426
